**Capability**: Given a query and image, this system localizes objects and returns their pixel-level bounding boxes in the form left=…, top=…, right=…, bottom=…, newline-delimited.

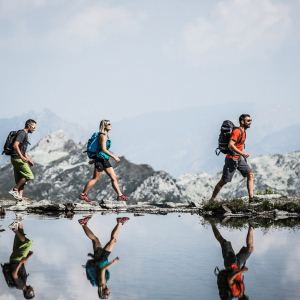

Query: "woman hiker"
left=79, top=216, right=130, bottom=299
left=78, top=120, right=130, bottom=202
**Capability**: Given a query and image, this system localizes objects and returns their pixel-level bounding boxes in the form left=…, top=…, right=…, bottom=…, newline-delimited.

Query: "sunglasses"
left=27, top=123, right=36, bottom=129
left=105, top=123, right=111, bottom=126
left=246, top=119, right=252, bottom=123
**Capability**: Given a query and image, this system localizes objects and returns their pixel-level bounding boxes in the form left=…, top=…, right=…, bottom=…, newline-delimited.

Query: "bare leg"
left=210, top=178, right=227, bottom=201
left=105, top=168, right=122, bottom=195
left=246, top=172, right=254, bottom=198
left=82, top=225, right=102, bottom=251
left=83, top=168, right=103, bottom=194
left=211, top=224, right=227, bottom=244
left=103, top=223, right=122, bottom=252
left=13, top=221, right=26, bottom=242
left=14, top=178, right=27, bottom=192
left=246, top=227, right=254, bottom=252
left=18, top=184, right=25, bottom=197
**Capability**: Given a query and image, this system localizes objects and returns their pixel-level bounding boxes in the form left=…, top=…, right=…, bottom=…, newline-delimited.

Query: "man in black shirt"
left=7, top=220, right=35, bottom=298
left=8, top=119, right=36, bottom=206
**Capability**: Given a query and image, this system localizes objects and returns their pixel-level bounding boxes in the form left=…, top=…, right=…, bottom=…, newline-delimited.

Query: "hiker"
left=79, top=120, right=130, bottom=202
left=79, top=215, right=130, bottom=298
left=8, top=119, right=36, bottom=206
left=211, top=114, right=260, bottom=203
left=212, top=223, right=253, bottom=300
left=1, top=220, right=34, bottom=299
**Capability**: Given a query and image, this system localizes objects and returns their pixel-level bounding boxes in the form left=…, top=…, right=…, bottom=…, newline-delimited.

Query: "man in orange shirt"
left=210, top=114, right=260, bottom=203
left=212, top=223, right=253, bottom=300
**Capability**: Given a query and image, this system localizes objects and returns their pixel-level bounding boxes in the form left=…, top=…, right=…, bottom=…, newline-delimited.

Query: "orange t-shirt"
left=226, top=265, right=245, bottom=297
left=226, top=127, right=245, bottom=159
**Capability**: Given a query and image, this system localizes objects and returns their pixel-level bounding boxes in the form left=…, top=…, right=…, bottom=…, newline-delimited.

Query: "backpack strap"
left=214, top=266, right=220, bottom=276
left=235, top=128, right=244, bottom=146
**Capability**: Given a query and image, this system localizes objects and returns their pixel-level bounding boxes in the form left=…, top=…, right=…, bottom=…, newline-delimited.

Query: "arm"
left=98, top=257, right=119, bottom=286
left=99, top=135, right=120, bottom=163
left=227, top=267, right=248, bottom=286
left=25, top=152, right=34, bottom=167
left=11, top=252, right=33, bottom=278
left=13, top=141, right=28, bottom=163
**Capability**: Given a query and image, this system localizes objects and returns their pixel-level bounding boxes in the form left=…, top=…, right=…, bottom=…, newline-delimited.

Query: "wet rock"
left=163, top=202, right=176, bottom=208
left=101, top=200, right=127, bottom=209
left=66, top=202, right=75, bottom=211
left=216, top=204, right=232, bottom=215
left=74, top=203, right=96, bottom=211
left=274, top=209, right=288, bottom=216
left=188, top=201, right=202, bottom=208
left=28, top=200, right=65, bottom=211
left=8, top=206, right=28, bottom=211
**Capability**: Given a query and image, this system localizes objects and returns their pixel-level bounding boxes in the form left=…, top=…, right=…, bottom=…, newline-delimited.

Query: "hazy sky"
left=1, top=0, right=300, bottom=125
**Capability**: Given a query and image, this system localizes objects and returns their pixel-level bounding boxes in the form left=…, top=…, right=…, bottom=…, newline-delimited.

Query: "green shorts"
left=10, top=235, right=33, bottom=262
left=11, top=158, right=34, bottom=184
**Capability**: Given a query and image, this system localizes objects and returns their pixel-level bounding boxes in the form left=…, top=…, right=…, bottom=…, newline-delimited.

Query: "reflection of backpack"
left=85, top=133, right=100, bottom=159
left=85, top=260, right=110, bottom=287
left=214, top=267, right=244, bottom=300
left=215, top=121, right=245, bottom=156
left=1, top=263, right=16, bottom=288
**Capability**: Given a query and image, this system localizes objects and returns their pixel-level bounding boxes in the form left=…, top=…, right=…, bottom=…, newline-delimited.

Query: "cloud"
left=0, top=2, right=148, bottom=52
left=48, top=5, right=148, bottom=50
left=163, top=0, right=295, bottom=64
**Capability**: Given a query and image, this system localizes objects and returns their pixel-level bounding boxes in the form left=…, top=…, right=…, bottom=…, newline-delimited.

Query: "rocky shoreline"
left=1, top=194, right=300, bottom=222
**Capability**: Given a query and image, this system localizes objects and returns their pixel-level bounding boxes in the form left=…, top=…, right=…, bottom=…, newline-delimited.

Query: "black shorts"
left=94, top=247, right=111, bottom=261
left=222, top=157, right=252, bottom=183
left=95, top=158, right=112, bottom=172
left=221, top=241, right=251, bottom=268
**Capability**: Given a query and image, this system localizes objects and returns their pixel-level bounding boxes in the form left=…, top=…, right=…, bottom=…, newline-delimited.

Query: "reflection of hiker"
left=211, top=224, right=253, bottom=300
left=1, top=221, right=34, bottom=299
left=6, top=119, right=36, bottom=206
left=211, top=114, right=260, bottom=203
left=79, top=215, right=130, bottom=299
left=79, top=120, right=130, bottom=202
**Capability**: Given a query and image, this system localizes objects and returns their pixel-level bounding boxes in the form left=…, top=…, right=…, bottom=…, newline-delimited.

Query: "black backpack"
left=1, top=263, right=16, bottom=288
left=215, top=121, right=245, bottom=156
left=2, top=131, right=30, bottom=156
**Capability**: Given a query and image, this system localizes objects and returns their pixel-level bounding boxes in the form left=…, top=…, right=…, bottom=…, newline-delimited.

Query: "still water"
left=0, top=212, right=299, bottom=300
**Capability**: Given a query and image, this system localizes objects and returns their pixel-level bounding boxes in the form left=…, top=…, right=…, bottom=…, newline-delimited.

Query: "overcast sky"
left=1, top=0, right=299, bottom=126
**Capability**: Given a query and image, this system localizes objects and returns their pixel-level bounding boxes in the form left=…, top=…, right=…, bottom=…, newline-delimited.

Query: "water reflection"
left=2, top=219, right=34, bottom=299
left=211, top=223, right=254, bottom=300
left=79, top=215, right=130, bottom=299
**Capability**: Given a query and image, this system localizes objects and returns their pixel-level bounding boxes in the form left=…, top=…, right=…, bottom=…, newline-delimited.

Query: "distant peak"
left=30, top=130, right=78, bottom=153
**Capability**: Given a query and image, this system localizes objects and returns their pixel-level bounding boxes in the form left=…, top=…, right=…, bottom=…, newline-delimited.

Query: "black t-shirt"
left=11, top=130, right=29, bottom=159
left=11, top=262, right=27, bottom=290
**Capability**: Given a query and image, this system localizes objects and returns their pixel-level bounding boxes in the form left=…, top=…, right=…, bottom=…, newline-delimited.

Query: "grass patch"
left=203, top=198, right=248, bottom=213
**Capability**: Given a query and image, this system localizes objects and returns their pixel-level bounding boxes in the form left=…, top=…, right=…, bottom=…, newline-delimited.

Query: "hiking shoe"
left=249, top=196, right=262, bottom=203
left=116, top=194, right=130, bottom=201
left=78, top=216, right=92, bottom=226
left=8, top=221, right=19, bottom=231
left=116, top=217, right=130, bottom=225
left=8, top=189, right=22, bottom=201
left=78, top=193, right=92, bottom=202
left=15, top=212, right=28, bottom=221
left=16, top=199, right=29, bottom=206
left=249, top=221, right=261, bottom=229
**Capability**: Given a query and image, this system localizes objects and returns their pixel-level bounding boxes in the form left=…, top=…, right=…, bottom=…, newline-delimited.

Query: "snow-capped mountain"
left=176, top=151, right=300, bottom=200
left=0, top=108, right=89, bottom=165
left=0, top=130, right=182, bottom=203
left=0, top=130, right=299, bottom=203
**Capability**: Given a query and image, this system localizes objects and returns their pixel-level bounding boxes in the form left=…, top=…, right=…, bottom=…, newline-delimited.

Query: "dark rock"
left=216, top=204, right=232, bottom=215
